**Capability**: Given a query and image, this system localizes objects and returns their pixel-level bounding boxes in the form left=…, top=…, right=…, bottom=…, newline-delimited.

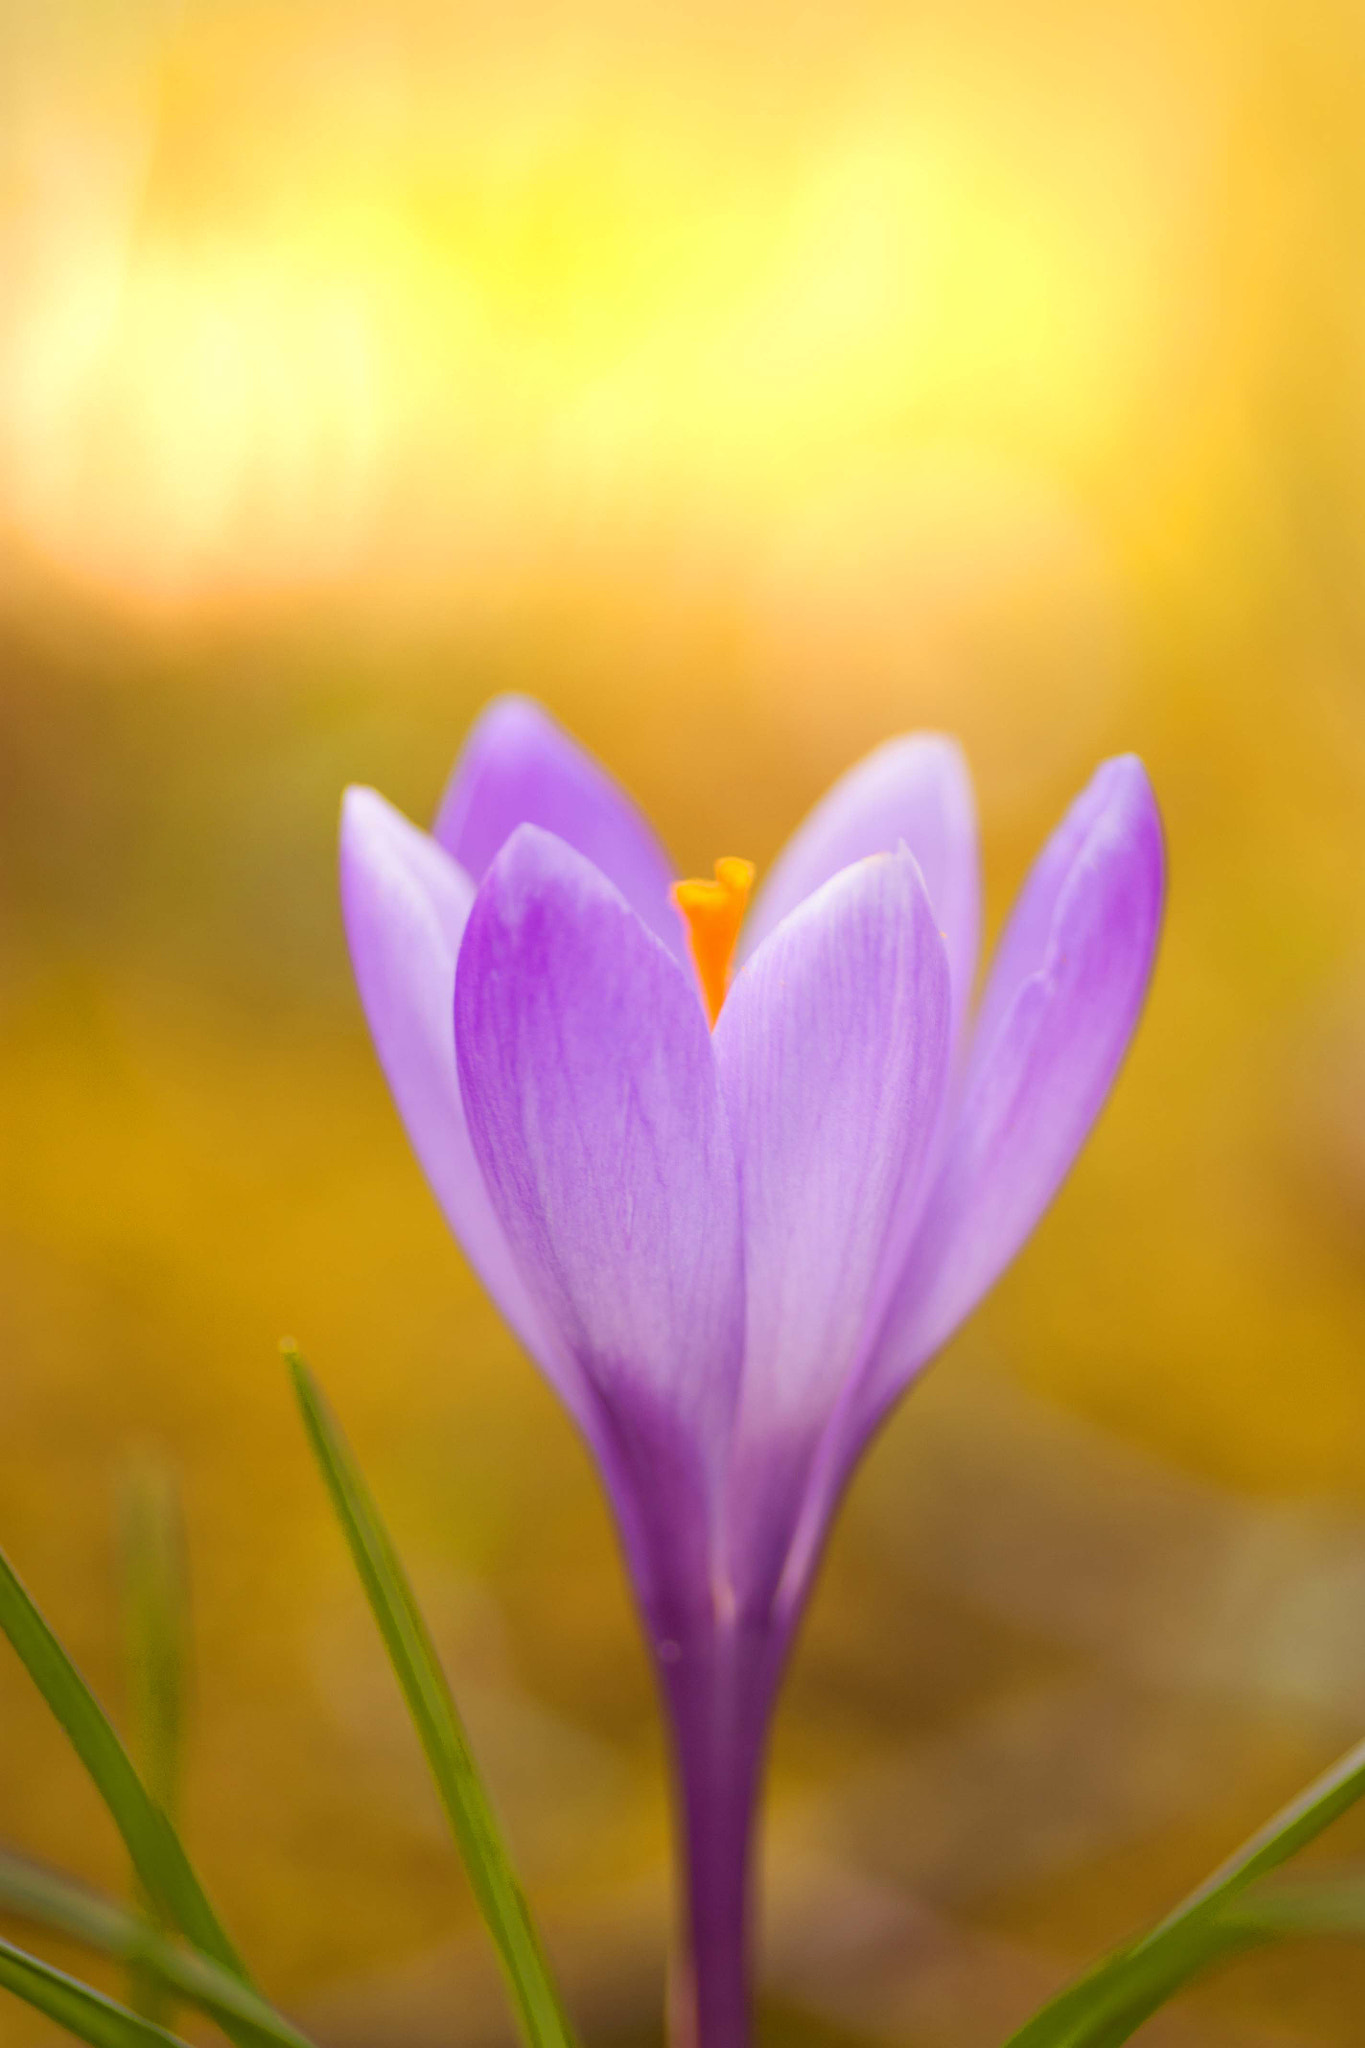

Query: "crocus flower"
left=340, top=696, right=1164, bottom=2048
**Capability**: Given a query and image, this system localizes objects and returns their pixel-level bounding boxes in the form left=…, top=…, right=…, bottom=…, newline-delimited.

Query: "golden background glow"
left=2, top=0, right=1365, bottom=2041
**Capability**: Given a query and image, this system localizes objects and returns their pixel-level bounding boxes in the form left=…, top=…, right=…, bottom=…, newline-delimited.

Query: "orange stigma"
left=672, top=857, right=756, bottom=1025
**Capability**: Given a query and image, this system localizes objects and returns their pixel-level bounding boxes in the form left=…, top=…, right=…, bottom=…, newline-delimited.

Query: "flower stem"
left=660, top=1620, right=781, bottom=2048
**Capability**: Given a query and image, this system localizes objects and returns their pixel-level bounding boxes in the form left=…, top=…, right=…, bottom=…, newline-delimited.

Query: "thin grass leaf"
left=1224, top=1869, right=1365, bottom=1938
left=1080, top=1862, right=1365, bottom=2044
left=0, top=1850, right=315, bottom=2048
left=1002, top=1732, right=1365, bottom=2047
left=0, top=1541, right=250, bottom=1988
left=120, top=1461, right=191, bottom=2024
left=285, top=1343, right=575, bottom=2048
left=0, top=1931, right=191, bottom=2048
left=121, top=1463, right=189, bottom=1826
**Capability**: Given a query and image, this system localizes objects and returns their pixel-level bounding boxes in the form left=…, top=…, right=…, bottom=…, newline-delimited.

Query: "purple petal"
left=741, top=734, right=979, bottom=1044
left=433, top=694, right=685, bottom=965
left=847, top=754, right=1165, bottom=1445
left=713, top=849, right=952, bottom=1614
left=339, top=789, right=593, bottom=1420
left=454, top=825, right=745, bottom=1620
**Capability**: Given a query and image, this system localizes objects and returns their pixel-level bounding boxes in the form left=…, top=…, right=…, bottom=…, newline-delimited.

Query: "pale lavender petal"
left=741, top=734, right=979, bottom=1043
left=775, top=758, right=1164, bottom=1618
left=338, top=789, right=593, bottom=1423
left=454, top=825, right=745, bottom=1620
left=967, top=752, right=1138, bottom=1058
left=433, top=694, right=685, bottom=965
left=849, top=754, right=1164, bottom=1441
left=713, top=849, right=952, bottom=1614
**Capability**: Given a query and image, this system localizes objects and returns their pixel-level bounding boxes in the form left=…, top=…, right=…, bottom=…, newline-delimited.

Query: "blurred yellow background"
left=2, top=0, right=1365, bottom=2041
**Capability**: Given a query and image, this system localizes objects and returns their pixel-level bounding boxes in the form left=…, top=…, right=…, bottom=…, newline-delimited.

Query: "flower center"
left=671, top=857, right=755, bottom=1026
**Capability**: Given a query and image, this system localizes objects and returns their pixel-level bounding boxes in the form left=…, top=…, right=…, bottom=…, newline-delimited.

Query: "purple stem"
left=658, top=1618, right=787, bottom=2048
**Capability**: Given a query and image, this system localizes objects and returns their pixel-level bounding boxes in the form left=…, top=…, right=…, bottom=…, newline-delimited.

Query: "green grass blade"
left=121, top=1463, right=188, bottom=1827
left=1142, top=1730, right=1365, bottom=1926
left=120, top=1461, right=191, bottom=2024
left=285, top=1344, right=576, bottom=2048
left=0, top=1850, right=315, bottom=2048
left=1223, top=1869, right=1365, bottom=1938
left=0, top=1541, right=250, bottom=1986
left=1002, top=1732, right=1365, bottom=2047
left=0, top=1932, right=192, bottom=2048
